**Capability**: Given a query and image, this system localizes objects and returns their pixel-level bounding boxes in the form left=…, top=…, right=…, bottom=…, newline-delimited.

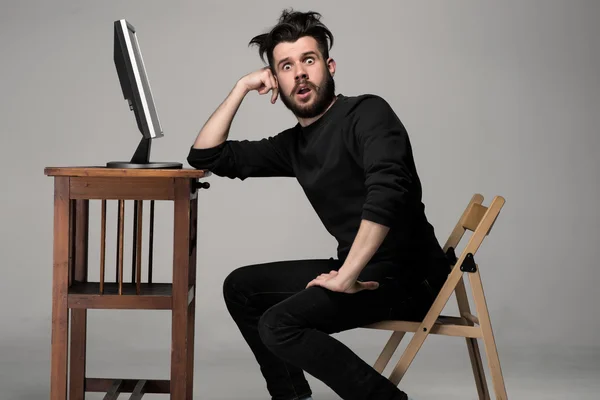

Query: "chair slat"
left=461, top=203, right=488, bottom=232
left=365, top=320, right=482, bottom=338
left=461, top=312, right=480, bottom=325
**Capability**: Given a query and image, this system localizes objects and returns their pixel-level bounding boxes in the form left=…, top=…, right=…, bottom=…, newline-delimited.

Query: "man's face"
left=272, top=36, right=336, bottom=119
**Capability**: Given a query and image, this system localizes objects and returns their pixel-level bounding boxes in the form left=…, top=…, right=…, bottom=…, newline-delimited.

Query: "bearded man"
left=187, top=9, right=450, bottom=400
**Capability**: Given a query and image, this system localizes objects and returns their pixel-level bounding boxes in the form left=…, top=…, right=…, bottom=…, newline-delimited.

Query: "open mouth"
left=296, top=85, right=312, bottom=97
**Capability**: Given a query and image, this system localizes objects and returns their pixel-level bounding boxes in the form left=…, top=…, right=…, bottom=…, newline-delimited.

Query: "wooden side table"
left=44, top=166, right=210, bottom=400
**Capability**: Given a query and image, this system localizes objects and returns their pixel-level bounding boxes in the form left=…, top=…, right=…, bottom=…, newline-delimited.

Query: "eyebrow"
left=277, top=51, right=319, bottom=69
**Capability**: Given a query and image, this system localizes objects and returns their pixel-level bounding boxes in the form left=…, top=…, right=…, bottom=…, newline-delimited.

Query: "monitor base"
left=106, top=161, right=183, bottom=169
left=106, top=136, right=182, bottom=169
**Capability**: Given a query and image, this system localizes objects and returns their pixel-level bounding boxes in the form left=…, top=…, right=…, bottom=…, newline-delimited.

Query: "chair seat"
left=364, top=315, right=483, bottom=338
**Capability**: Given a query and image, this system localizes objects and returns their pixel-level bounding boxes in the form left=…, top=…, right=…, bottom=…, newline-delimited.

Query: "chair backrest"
left=443, top=194, right=505, bottom=271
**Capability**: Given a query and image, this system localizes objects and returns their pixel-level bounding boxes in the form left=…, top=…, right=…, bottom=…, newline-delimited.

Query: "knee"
left=222, top=266, right=250, bottom=306
left=258, top=306, right=300, bottom=353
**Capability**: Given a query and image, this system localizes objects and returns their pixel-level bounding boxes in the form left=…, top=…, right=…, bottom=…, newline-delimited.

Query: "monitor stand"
left=106, top=136, right=182, bottom=169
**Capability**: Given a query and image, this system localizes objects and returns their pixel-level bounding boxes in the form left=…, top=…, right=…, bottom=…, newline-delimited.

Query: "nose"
left=295, top=68, right=308, bottom=82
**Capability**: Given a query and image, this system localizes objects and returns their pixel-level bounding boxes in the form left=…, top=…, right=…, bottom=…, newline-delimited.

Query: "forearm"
left=338, top=219, right=390, bottom=282
left=192, top=81, right=249, bottom=149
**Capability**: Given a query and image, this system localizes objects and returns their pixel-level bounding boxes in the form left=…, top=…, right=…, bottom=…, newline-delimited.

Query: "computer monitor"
left=107, top=19, right=182, bottom=169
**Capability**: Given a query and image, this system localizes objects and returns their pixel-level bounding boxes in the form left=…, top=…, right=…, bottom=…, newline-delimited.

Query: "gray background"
left=1, top=0, right=598, bottom=398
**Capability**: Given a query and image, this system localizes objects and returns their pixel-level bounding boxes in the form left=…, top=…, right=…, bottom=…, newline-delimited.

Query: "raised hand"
left=239, top=67, right=279, bottom=104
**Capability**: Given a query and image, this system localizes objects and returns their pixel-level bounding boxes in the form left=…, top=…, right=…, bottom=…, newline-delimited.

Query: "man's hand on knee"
left=305, top=270, right=379, bottom=294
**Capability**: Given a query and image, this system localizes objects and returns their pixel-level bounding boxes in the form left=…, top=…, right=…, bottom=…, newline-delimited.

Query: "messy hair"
left=248, top=9, right=334, bottom=70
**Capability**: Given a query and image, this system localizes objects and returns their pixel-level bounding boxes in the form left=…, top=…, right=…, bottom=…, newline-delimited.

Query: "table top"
left=44, top=166, right=210, bottom=178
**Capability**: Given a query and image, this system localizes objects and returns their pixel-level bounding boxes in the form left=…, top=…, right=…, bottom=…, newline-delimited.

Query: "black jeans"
left=222, top=258, right=447, bottom=400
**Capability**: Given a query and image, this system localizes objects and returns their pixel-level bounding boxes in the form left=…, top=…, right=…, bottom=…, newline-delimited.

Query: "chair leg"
left=455, top=277, right=491, bottom=400
left=387, top=330, right=426, bottom=386
left=469, top=270, right=508, bottom=400
left=387, top=267, right=464, bottom=385
left=373, top=331, right=405, bottom=373
left=466, top=337, right=491, bottom=400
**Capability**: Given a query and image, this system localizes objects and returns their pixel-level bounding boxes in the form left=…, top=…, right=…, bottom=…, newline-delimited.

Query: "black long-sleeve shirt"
left=187, top=94, right=449, bottom=280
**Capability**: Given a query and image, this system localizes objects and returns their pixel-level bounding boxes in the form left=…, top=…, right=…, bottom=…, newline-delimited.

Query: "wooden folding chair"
left=363, top=194, right=508, bottom=399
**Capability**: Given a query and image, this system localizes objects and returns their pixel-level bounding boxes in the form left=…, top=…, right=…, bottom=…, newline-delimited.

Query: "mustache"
left=291, top=80, right=319, bottom=95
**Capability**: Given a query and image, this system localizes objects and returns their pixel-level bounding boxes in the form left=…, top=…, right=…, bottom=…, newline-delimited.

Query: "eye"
left=282, top=63, right=292, bottom=71
left=305, top=57, right=315, bottom=64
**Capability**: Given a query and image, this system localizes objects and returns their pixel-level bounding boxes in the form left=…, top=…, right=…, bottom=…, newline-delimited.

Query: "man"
left=187, top=9, right=450, bottom=400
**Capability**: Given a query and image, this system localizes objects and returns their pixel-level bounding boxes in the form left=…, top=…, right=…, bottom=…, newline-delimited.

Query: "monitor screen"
left=107, top=19, right=182, bottom=169
left=114, top=19, right=163, bottom=139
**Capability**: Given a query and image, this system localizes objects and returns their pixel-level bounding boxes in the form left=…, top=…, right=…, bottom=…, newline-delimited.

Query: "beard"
left=279, top=70, right=336, bottom=119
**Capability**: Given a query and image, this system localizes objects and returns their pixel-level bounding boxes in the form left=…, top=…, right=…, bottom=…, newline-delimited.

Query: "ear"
left=268, top=65, right=279, bottom=84
left=327, top=58, right=336, bottom=77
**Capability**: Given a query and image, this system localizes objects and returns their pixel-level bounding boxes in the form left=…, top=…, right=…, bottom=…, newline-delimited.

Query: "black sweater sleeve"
left=354, top=96, right=415, bottom=227
left=186, top=129, right=295, bottom=180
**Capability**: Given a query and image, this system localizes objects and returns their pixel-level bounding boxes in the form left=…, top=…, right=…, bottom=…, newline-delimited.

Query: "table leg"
left=186, top=196, right=198, bottom=400
left=171, top=180, right=192, bottom=399
left=70, top=199, right=89, bottom=400
left=51, top=177, right=70, bottom=400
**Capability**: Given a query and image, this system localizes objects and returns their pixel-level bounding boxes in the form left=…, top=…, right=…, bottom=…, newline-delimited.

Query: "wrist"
left=235, top=78, right=250, bottom=95
left=337, top=266, right=359, bottom=286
